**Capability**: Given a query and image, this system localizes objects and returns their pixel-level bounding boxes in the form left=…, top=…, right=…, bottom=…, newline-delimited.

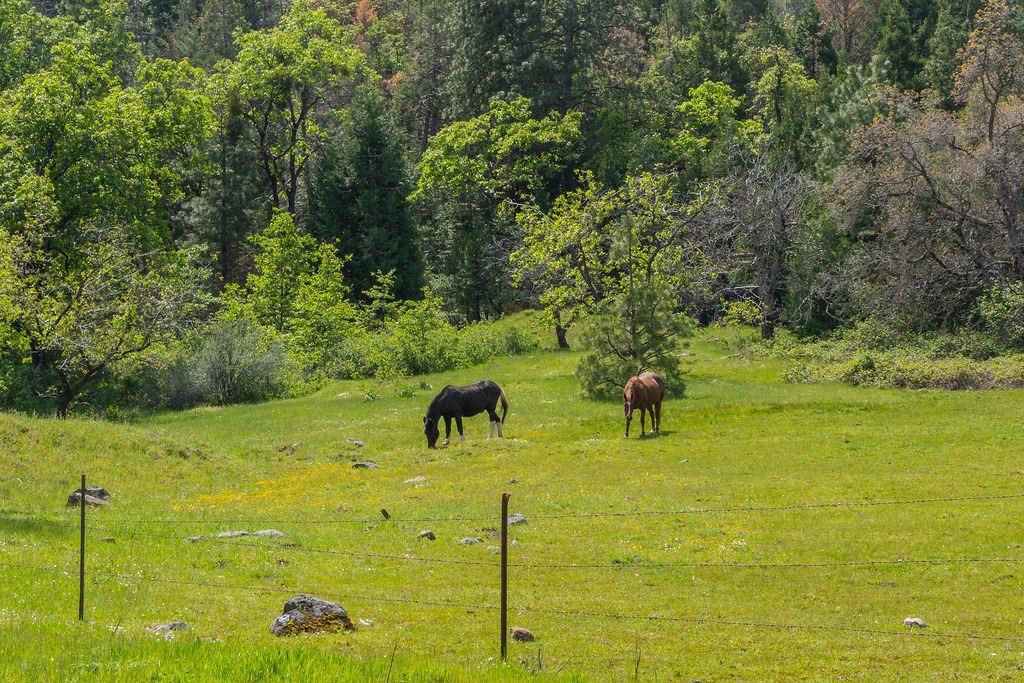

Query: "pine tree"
left=924, top=0, right=971, bottom=106
left=873, top=0, right=921, bottom=88
left=308, top=91, right=424, bottom=301
left=793, top=1, right=838, bottom=78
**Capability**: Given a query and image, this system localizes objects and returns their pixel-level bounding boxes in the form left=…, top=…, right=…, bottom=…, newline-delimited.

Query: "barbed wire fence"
left=2, top=481, right=1024, bottom=674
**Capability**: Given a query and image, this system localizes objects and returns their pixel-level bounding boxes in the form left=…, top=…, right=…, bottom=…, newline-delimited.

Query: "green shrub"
left=366, top=293, right=461, bottom=380
left=575, top=293, right=690, bottom=399
left=978, top=283, right=1024, bottom=351
left=161, top=318, right=299, bottom=407
left=781, top=348, right=1024, bottom=390
left=457, top=320, right=540, bottom=366
left=718, top=300, right=764, bottom=328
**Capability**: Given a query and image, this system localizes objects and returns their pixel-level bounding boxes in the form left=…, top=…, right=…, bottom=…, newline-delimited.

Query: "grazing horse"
left=423, top=380, right=509, bottom=448
left=623, top=372, right=665, bottom=438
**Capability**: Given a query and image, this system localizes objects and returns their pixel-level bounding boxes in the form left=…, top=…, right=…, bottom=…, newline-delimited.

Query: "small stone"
left=508, top=478, right=518, bottom=484
left=252, top=529, right=286, bottom=538
left=148, top=621, right=189, bottom=638
left=487, top=545, right=499, bottom=554
left=508, top=513, right=527, bottom=525
left=460, top=537, right=482, bottom=545
left=352, top=461, right=378, bottom=469
left=357, top=618, right=374, bottom=627
left=185, top=536, right=203, bottom=543
left=510, top=626, right=535, bottom=642
left=215, top=530, right=249, bottom=538
left=904, top=617, right=928, bottom=628
left=417, top=530, right=436, bottom=541
left=405, top=476, right=428, bottom=485
left=347, top=438, right=365, bottom=448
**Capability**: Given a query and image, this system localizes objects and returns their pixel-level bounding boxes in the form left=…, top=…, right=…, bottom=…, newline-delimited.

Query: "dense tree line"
left=3, top=0, right=1024, bottom=412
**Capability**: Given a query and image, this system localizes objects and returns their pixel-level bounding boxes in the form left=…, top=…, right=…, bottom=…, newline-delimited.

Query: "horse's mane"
left=425, top=385, right=454, bottom=418
left=623, top=376, right=641, bottom=402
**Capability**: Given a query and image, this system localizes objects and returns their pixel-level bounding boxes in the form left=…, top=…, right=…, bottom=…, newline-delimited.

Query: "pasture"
left=2, top=328, right=1023, bottom=681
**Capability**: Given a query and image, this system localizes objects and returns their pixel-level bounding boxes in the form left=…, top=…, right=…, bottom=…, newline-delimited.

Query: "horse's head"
left=622, top=378, right=640, bottom=435
left=423, top=416, right=440, bottom=448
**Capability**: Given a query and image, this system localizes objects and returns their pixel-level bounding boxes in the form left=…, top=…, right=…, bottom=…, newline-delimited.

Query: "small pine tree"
left=873, top=0, right=920, bottom=88
left=576, top=288, right=691, bottom=399
left=923, top=0, right=970, bottom=107
left=309, top=90, right=424, bottom=301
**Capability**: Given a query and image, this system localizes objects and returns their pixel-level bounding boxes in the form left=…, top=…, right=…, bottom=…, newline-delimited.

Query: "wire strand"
left=5, top=559, right=1021, bottom=644
left=5, top=492, right=1023, bottom=526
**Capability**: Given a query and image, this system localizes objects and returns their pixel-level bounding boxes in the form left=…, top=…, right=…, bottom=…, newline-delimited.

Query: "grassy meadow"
left=2, top=327, right=1024, bottom=681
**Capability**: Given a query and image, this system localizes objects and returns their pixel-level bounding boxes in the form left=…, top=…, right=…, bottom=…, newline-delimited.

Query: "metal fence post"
left=500, top=491, right=510, bottom=662
left=78, top=473, right=85, bottom=622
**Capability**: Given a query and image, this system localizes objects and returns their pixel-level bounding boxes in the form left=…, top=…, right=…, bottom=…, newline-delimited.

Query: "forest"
left=3, top=0, right=1024, bottom=417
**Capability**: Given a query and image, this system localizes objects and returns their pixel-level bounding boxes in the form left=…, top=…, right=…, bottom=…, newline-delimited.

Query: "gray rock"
left=215, top=530, right=249, bottom=538
left=459, top=537, right=482, bottom=545
left=148, top=620, right=189, bottom=635
left=904, top=617, right=928, bottom=628
left=508, top=513, right=527, bottom=525
left=510, top=626, right=535, bottom=642
left=148, top=620, right=189, bottom=640
left=405, top=476, right=428, bottom=485
left=252, top=529, right=287, bottom=538
left=508, top=478, right=518, bottom=484
left=185, top=536, right=203, bottom=543
left=67, top=487, right=111, bottom=508
left=347, top=438, right=365, bottom=448
left=352, top=461, right=378, bottom=469
left=417, top=530, right=436, bottom=541
left=270, top=595, right=354, bottom=636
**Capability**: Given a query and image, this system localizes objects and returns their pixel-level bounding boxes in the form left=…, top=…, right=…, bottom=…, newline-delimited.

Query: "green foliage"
left=162, top=317, right=298, bottom=407
left=745, top=47, right=819, bottom=166
left=226, top=210, right=357, bottom=379
left=457, top=320, right=540, bottom=366
left=365, top=292, right=461, bottom=380
left=308, top=89, right=423, bottom=300
left=924, top=0, right=971, bottom=106
left=217, top=0, right=365, bottom=212
left=977, top=283, right=1024, bottom=351
left=673, top=81, right=761, bottom=183
left=515, top=172, right=700, bottom=398
left=6, top=225, right=210, bottom=415
left=577, top=291, right=692, bottom=398
left=719, top=300, right=765, bottom=328
left=514, top=172, right=706, bottom=335
left=812, top=56, right=891, bottom=176
left=873, top=0, right=922, bottom=88
left=413, top=97, right=582, bottom=321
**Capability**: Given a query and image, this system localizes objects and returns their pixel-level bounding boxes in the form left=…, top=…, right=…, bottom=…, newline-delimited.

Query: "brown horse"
left=622, top=372, right=665, bottom=438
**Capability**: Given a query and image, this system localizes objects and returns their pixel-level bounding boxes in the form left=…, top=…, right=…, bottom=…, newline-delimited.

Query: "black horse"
left=423, top=380, right=509, bottom=448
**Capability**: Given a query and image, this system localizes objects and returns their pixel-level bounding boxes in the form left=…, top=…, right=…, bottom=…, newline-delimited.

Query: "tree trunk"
left=555, top=323, right=570, bottom=349
left=55, top=390, right=74, bottom=419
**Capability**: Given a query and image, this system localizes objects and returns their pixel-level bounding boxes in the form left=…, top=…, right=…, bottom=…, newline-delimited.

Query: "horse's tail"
left=499, top=388, right=509, bottom=423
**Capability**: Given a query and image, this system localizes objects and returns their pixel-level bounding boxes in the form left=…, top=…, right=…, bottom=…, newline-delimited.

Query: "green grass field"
left=3, top=328, right=1024, bottom=681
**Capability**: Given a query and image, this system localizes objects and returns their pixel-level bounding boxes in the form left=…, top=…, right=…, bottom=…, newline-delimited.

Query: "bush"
left=978, top=283, right=1024, bottom=351
left=366, top=294, right=461, bottom=380
left=575, top=292, right=691, bottom=399
left=457, top=321, right=540, bottom=366
left=781, top=348, right=1024, bottom=390
left=160, top=318, right=298, bottom=407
